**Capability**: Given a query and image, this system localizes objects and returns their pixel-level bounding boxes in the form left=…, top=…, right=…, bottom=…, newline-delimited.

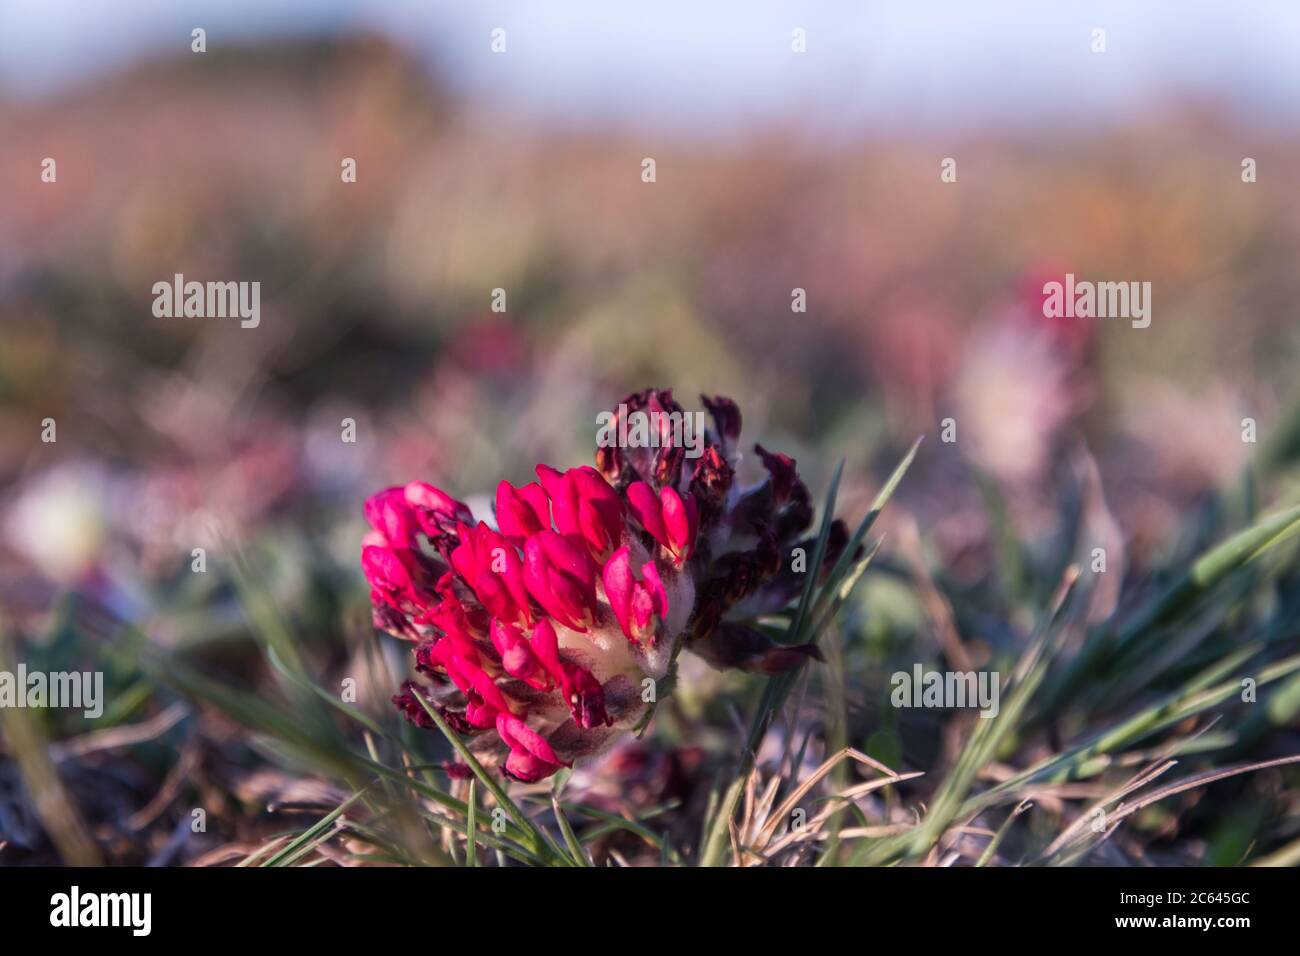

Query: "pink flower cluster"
left=363, top=389, right=845, bottom=782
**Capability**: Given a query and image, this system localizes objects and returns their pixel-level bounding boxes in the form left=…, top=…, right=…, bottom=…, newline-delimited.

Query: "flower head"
left=365, top=389, right=844, bottom=782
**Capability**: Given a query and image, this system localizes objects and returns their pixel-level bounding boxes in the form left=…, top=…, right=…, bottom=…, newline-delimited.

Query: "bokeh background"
left=2, top=1, right=1300, bottom=866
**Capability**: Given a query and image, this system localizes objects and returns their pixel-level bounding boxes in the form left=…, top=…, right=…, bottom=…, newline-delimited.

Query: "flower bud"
left=495, top=480, right=550, bottom=545
left=404, top=481, right=473, bottom=539
left=626, top=482, right=698, bottom=564
left=536, top=464, right=624, bottom=559
left=701, top=394, right=742, bottom=451
left=602, top=545, right=668, bottom=646
left=449, top=522, right=532, bottom=626
left=523, top=530, right=598, bottom=631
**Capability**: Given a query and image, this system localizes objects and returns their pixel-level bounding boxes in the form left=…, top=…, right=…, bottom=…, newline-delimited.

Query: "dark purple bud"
left=700, top=394, right=742, bottom=448
left=689, top=445, right=734, bottom=530
left=773, top=478, right=814, bottom=541
left=755, top=444, right=798, bottom=506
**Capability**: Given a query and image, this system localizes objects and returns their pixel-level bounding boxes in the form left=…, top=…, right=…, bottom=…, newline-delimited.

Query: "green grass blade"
left=261, top=788, right=368, bottom=867
left=407, top=690, right=571, bottom=865
left=466, top=780, right=478, bottom=868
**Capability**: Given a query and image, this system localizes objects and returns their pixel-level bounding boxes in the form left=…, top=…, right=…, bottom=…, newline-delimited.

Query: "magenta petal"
left=660, top=487, right=695, bottom=558
left=572, top=467, right=623, bottom=546
left=518, top=482, right=552, bottom=530
left=470, top=569, right=510, bottom=620
left=364, top=487, right=415, bottom=545
left=577, top=497, right=610, bottom=554
left=362, top=544, right=414, bottom=607
left=630, top=586, right=655, bottom=634
left=640, top=560, right=668, bottom=619
left=528, top=618, right=567, bottom=687
left=550, top=573, right=591, bottom=631
left=467, top=666, right=512, bottom=715
left=448, top=538, right=477, bottom=585
left=464, top=697, right=500, bottom=729
left=492, top=542, right=531, bottom=618
left=490, top=619, right=547, bottom=689
left=405, top=481, right=471, bottom=521
left=495, top=712, right=565, bottom=767
left=503, top=749, right=556, bottom=782
left=501, top=643, right=538, bottom=680
left=495, top=481, right=530, bottom=541
left=535, top=530, right=595, bottom=589
left=601, top=546, right=635, bottom=638
left=561, top=664, right=609, bottom=728
left=497, top=480, right=550, bottom=542
left=535, top=465, right=577, bottom=535
left=524, top=532, right=596, bottom=629
left=626, top=481, right=668, bottom=546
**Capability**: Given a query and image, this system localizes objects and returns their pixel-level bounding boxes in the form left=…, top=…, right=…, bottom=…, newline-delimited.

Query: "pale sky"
left=2, top=0, right=1298, bottom=133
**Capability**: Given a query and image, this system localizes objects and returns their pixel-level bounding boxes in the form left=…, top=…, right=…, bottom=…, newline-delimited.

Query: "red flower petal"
left=627, top=481, right=667, bottom=546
